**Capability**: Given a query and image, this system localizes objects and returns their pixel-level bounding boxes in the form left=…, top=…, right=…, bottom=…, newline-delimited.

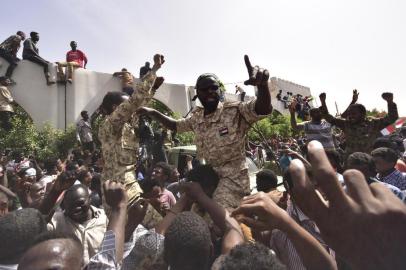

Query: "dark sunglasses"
left=198, top=85, right=219, bottom=92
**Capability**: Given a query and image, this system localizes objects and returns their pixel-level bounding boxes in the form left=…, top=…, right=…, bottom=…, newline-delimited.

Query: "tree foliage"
left=150, top=99, right=196, bottom=145
left=366, top=108, right=387, bottom=118
left=0, top=105, right=76, bottom=160
left=248, top=111, right=293, bottom=142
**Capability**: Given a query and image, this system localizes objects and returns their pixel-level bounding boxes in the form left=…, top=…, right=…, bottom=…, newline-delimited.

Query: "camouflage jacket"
left=99, top=71, right=157, bottom=183
left=176, top=100, right=268, bottom=178
left=323, top=102, right=398, bottom=155
left=0, top=34, right=22, bottom=56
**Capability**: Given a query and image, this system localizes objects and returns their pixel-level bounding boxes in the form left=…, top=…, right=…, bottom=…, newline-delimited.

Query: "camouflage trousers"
left=102, top=171, right=163, bottom=228
left=102, top=171, right=143, bottom=214
left=213, top=168, right=250, bottom=211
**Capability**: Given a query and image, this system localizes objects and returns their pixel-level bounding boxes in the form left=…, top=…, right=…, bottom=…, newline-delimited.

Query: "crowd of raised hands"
left=91, top=140, right=406, bottom=270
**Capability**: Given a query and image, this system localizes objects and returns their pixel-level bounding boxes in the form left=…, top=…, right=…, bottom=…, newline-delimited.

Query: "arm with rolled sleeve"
left=239, top=99, right=269, bottom=126
left=107, top=71, right=157, bottom=134
left=175, top=115, right=194, bottom=133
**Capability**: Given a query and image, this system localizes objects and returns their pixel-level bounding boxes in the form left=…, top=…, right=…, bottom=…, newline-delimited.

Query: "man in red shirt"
left=56, top=41, right=88, bottom=83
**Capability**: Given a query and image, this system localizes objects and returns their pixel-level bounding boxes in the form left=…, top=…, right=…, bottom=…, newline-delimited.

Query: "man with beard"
left=320, top=92, right=398, bottom=157
left=137, top=55, right=272, bottom=209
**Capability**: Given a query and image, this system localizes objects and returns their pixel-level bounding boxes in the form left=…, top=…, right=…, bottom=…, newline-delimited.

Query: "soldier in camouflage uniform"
left=319, top=92, right=398, bottom=157
left=98, top=54, right=165, bottom=207
left=0, top=31, right=26, bottom=83
left=138, top=55, right=272, bottom=209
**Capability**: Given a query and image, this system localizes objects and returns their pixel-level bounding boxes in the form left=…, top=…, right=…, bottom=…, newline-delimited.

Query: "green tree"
left=366, top=108, right=386, bottom=118
left=248, top=111, right=293, bottom=142
left=150, top=99, right=195, bottom=145
left=0, top=105, right=76, bottom=160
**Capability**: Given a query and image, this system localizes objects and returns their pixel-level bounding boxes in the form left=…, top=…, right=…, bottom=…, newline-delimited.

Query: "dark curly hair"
left=164, top=211, right=212, bottom=270
left=154, top=162, right=173, bottom=179
left=371, top=147, right=399, bottom=164
left=0, top=208, right=47, bottom=264
left=220, top=243, right=286, bottom=270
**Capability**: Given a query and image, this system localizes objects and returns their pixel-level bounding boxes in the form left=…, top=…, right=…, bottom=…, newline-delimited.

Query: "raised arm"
left=182, top=182, right=244, bottom=254
left=154, top=194, right=190, bottom=235
left=232, top=192, right=337, bottom=270
left=38, top=171, right=76, bottom=215
left=0, top=184, right=16, bottom=200
left=137, top=107, right=177, bottom=131
left=375, top=92, right=399, bottom=130
left=289, top=100, right=304, bottom=132
left=289, top=141, right=406, bottom=270
left=319, top=93, right=346, bottom=128
left=107, top=54, right=165, bottom=131
left=341, top=89, right=358, bottom=119
left=124, top=199, right=148, bottom=242
left=103, top=180, right=128, bottom=263
left=243, top=55, right=272, bottom=115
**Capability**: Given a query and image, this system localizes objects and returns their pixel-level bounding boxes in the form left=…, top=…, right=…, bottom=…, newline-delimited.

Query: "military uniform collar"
left=197, top=102, right=224, bottom=123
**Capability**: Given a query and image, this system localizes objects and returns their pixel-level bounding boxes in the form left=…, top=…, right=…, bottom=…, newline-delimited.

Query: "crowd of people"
left=276, top=90, right=313, bottom=120
left=0, top=30, right=406, bottom=270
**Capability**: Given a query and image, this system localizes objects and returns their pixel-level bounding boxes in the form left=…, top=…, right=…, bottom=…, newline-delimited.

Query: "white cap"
left=25, top=168, right=36, bottom=177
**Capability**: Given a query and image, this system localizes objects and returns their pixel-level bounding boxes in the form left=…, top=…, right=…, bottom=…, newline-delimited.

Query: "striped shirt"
left=377, top=169, right=406, bottom=191
left=270, top=200, right=335, bottom=270
left=301, top=120, right=335, bottom=149
left=86, top=226, right=165, bottom=270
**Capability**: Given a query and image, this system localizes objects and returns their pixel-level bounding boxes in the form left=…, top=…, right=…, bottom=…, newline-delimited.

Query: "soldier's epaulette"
left=223, top=101, right=241, bottom=108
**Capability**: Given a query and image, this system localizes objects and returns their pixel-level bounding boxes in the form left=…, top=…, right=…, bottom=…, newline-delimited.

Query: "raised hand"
left=352, top=89, right=359, bottom=103
left=128, top=198, right=148, bottom=224
left=103, top=180, right=128, bottom=209
left=152, top=54, right=165, bottom=71
left=288, top=141, right=406, bottom=270
left=152, top=76, right=165, bottom=91
left=179, top=181, right=206, bottom=202
left=231, top=192, right=290, bottom=232
left=381, top=92, right=393, bottom=103
left=52, top=171, right=76, bottom=193
left=243, top=55, right=269, bottom=87
left=319, top=92, right=326, bottom=103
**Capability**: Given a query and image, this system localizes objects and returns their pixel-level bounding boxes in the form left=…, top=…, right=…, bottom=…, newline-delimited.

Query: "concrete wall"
left=269, top=77, right=313, bottom=114
left=0, top=57, right=191, bottom=129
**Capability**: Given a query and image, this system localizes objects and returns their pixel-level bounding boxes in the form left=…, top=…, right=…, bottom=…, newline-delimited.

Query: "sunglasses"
left=198, top=85, right=219, bottom=92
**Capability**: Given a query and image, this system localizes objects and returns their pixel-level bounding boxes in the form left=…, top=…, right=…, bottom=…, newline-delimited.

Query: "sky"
left=2, top=0, right=406, bottom=116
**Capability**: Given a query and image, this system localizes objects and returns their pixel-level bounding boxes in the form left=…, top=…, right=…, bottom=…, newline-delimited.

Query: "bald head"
left=62, top=184, right=91, bottom=223
left=18, top=238, right=83, bottom=270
